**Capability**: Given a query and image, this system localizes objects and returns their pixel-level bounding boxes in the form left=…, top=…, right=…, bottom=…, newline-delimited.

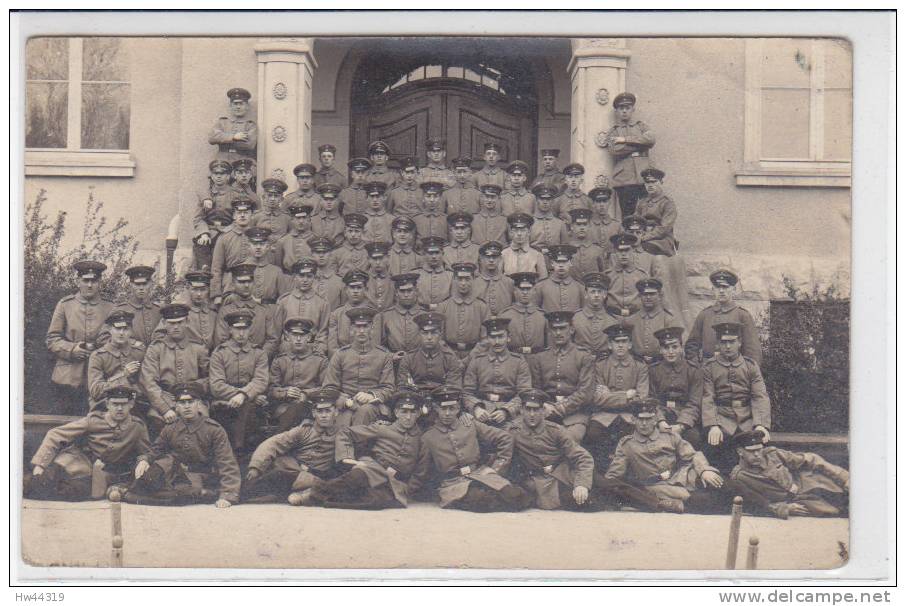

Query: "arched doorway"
left=350, top=46, right=538, bottom=174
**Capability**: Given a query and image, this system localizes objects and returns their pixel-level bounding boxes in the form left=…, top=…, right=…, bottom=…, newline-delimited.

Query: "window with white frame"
left=738, top=38, right=852, bottom=187
left=25, top=37, right=135, bottom=176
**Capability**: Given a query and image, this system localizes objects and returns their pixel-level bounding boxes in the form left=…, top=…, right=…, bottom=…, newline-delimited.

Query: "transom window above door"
left=383, top=64, right=510, bottom=95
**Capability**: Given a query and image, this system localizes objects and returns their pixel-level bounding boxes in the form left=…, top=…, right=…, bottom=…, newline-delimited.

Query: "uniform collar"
left=182, top=415, right=206, bottom=433
left=716, top=354, right=743, bottom=367
left=488, top=349, right=509, bottom=362
left=713, top=302, right=739, bottom=313
left=102, top=342, right=132, bottom=357
left=611, top=355, right=632, bottom=367
left=75, top=294, right=101, bottom=306
left=433, top=419, right=460, bottom=434
left=450, top=241, right=473, bottom=249
left=392, top=421, right=420, bottom=436
left=521, top=418, right=547, bottom=435
left=512, top=302, right=537, bottom=313
left=315, top=424, right=339, bottom=437
left=632, top=428, right=660, bottom=443
left=394, top=303, right=418, bottom=315
left=164, top=336, right=187, bottom=350
left=225, top=340, right=253, bottom=353
left=640, top=306, right=665, bottom=319
left=451, top=293, right=476, bottom=304
left=551, top=275, right=573, bottom=285
left=580, top=305, right=607, bottom=318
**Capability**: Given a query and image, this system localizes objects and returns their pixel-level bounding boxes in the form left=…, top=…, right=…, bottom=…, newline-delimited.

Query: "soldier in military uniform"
left=473, top=241, right=514, bottom=317
left=471, top=184, right=508, bottom=245
left=508, top=389, right=606, bottom=511
left=208, top=87, right=257, bottom=162
left=415, top=237, right=453, bottom=310
left=46, top=260, right=115, bottom=414
left=437, top=262, right=490, bottom=360
left=272, top=259, right=330, bottom=355
left=323, top=307, right=396, bottom=427
left=605, top=233, right=650, bottom=319
left=648, top=326, right=703, bottom=449
left=87, top=311, right=146, bottom=412
left=532, top=245, right=584, bottom=313
left=311, top=184, right=346, bottom=246
left=215, top=263, right=277, bottom=357
left=701, top=322, right=772, bottom=473
left=208, top=310, right=270, bottom=453
left=413, top=182, right=448, bottom=241
left=625, top=277, right=683, bottom=364
left=244, top=227, right=291, bottom=305
left=27, top=386, right=151, bottom=501
left=501, top=213, right=548, bottom=279
left=210, top=197, right=255, bottom=303
left=245, top=388, right=343, bottom=503
left=601, top=398, right=723, bottom=513
left=267, top=318, right=328, bottom=434
left=530, top=149, right=566, bottom=193
left=442, top=157, right=481, bottom=215
left=314, top=144, right=347, bottom=190
left=273, top=203, right=315, bottom=273
left=418, top=388, right=531, bottom=512
left=250, top=179, right=291, bottom=256
left=567, top=208, right=607, bottom=280
left=292, top=390, right=428, bottom=510
left=618, top=214, right=656, bottom=277
left=633, top=167, right=678, bottom=257
left=602, top=92, right=656, bottom=218
left=129, top=382, right=240, bottom=508
left=499, top=272, right=548, bottom=356
left=444, top=212, right=480, bottom=267
left=327, top=270, right=384, bottom=357
left=588, top=186, right=622, bottom=249
left=365, top=140, right=399, bottom=189
left=194, top=160, right=240, bottom=271
left=388, top=215, right=420, bottom=275
left=500, top=161, right=535, bottom=217
left=166, top=270, right=217, bottom=350
left=331, top=213, right=370, bottom=276
left=309, top=238, right=345, bottom=311
left=571, top=272, right=617, bottom=358
left=381, top=273, right=422, bottom=354
left=462, top=318, right=532, bottom=427
left=417, top=137, right=456, bottom=189
left=398, top=312, right=465, bottom=392
left=388, top=157, right=423, bottom=217
left=339, top=158, right=371, bottom=216
left=687, top=269, right=762, bottom=365
left=282, top=163, right=321, bottom=215
left=527, top=311, right=596, bottom=441
left=726, top=430, right=849, bottom=519
left=585, top=324, right=649, bottom=465
left=365, top=241, right=395, bottom=312
left=141, top=304, right=209, bottom=427
left=475, top=142, right=507, bottom=191
left=554, top=164, right=592, bottom=221
left=362, top=182, right=394, bottom=244
left=230, top=157, right=258, bottom=203
left=530, top=185, right=569, bottom=253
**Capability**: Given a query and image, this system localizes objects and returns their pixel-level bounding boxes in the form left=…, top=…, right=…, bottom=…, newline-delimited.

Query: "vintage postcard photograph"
left=14, top=14, right=870, bottom=579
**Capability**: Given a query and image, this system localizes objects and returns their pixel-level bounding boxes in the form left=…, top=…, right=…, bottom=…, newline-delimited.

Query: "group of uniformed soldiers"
left=28, top=88, right=849, bottom=518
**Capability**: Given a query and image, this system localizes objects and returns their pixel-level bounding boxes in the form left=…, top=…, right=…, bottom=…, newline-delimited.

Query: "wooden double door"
left=351, top=81, right=536, bottom=174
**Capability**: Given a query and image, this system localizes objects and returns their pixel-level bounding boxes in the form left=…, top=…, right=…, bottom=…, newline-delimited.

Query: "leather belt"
left=480, top=391, right=513, bottom=403
left=446, top=340, right=477, bottom=352
left=527, top=464, right=555, bottom=478
left=717, top=398, right=751, bottom=407
left=512, top=345, right=545, bottom=355
left=630, top=151, right=648, bottom=158
left=444, top=465, right=476, bottom=480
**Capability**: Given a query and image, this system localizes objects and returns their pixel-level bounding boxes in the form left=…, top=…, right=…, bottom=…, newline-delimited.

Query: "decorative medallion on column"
left=272, top=126, right=288, bottom=142
left=272, top=82, right=288, bottom=100
left=595, top=88, right=610, bottom=105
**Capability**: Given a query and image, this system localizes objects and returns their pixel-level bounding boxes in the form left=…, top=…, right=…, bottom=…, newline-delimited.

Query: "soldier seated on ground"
left=27, top=386, right=151, bottom=502
left=245, top=388, right=344, bottom=503
left=724, top=430, right=850, bottom=519
left=599, top=398, right=723, bottom=514
left=508, top=389, right=609, bottom=512
left=418, top=388, right=532, bottom=513
left=128, top=383, right=240, bottom=508
left=290, top=390, right=427, bottom=510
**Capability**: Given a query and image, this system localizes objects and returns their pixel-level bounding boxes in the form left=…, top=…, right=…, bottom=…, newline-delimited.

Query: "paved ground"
left=20, top=499, right=849, bottom=572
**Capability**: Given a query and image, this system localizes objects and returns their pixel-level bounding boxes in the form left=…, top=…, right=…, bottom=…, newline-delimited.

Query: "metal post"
left=746, top=536, right=760, bottom=570
left=725, top=495, right=744, bottom=569
left=110, top=500, right=124, bottom=567
left=165, top=213, right=180, bottom=290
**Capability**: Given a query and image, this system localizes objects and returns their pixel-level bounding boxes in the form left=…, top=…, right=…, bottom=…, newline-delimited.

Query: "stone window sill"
left=735, top=167, right=851, bottom=188
left=25, top=150, right=136, bottom=177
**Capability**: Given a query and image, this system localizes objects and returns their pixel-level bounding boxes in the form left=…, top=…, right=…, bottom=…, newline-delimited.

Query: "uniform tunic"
left=365, top=166, right=399, bottom=189
left=605, top=265, right=650, bottom=318
left=417, top=164, right=456, bottom=189
left=193, top=185, right=239, bottom=239
left=555, top=190, right=592, bottom=222
left=381, top=304, right=422, bottom=353
left=331, top=242, right=370, bottom=277
left=687, top=303, right=762, bottom=365
left=571, top=306, right=617, bottom=357
left=634, top=192, right=678, bottom=256
left=530, top=213, right=569, bottom=251
left=312, top=271, right=345, bottom=312
left=591, top=355, right=650, bottom=427
left=215, top=294, right=276, bottom=356
left=568, top=239, right=606, bottom=280
left=388, top=184, right=423, bottom=216
left=327, top=303, right=385, bottom=357
left=210, top=226, right=252, bottom=299
left=416, top=266, right=453, bottom=309
left=418, top=418, right=514, bottom=507
left=398, top=345, right=464, bottom=391
left=208, top=341, right=269, bottom=405
left=501, top=244, right=549, bottom=280
left=388, top=245, right=421, bottom=275
left=141, top=416, right=242, bottom=503
left=250, top=261, right=291, bottom=304
left=208, top=116, right=257, bottom=160
left=272, top=289, right=330, bottom=353
left=250, top=208, right=291, bottom=246
left=172, top=302, right=216, bottom=350
left=366, top=273, right=395, bottom=312
left=625, top=306, right=682, bottom=363
left=471, top=211, right=508, bottom=246
left=273, top=229, right=314, bottom=272
left=603, top=120, right=656, bottom=189
left=339, top=184, right=369, bottom=215
left=311, top=212, right=346, bottom=245
left=413, top=211, right=448, bottom=241
left=140, top=337, right=210, bottom=415
left=46, top=294, right=115, bottom=388
left=463, top=350, right=532, bottom=418
left=442, top=183, right=481, bottom=215
left=532, top=275, right=585, bottom=313
left=474, top=166, right=507, bottom=191
left=508, top=419, right=594, bottom=509
left=436, top=295, right=490, bottom=354
left=248, top=423, right=340, bottom=477
left=501, top=189, right=536, bottom=217
left=589, top=212, right=622, bottom=248
left=314, top=166, right=347, bottom=190
left=269, top=349, right=329, bottom=401
left=648, top=358, right=703, bottom=429
left=530, top=169, right=566, bottom=193
left=281, top=188, right=321, bottom=215
left=528, top=343, right=596, bottom=426
left=87, top=341, right=146, bottom=409
left=362, top=210, right=394, bottom=244
left=323, top=344, right=396, bottom=405
left=499, top=303, right=548, bottom=354
left=473, top=273, right=514, bottom=317
left=701, top=354, right=771, bottom=435
left=443, top=241, right=481, bottom=267
left=32, top=411, right=151, bottom=471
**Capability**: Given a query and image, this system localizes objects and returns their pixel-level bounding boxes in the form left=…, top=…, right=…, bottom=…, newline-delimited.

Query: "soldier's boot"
left=657, top=497, right=685, bottom=514
left=287, top=489, right=314, bottom=507
left=122, top=490, right=181, bottom=506
left=25, top=464, right=62, bottom=500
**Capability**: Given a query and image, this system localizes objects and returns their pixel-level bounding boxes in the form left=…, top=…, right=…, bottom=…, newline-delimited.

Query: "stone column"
left=254, top=38, right=318, bottom=184
left=568, top=38, right=631, bottom=190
